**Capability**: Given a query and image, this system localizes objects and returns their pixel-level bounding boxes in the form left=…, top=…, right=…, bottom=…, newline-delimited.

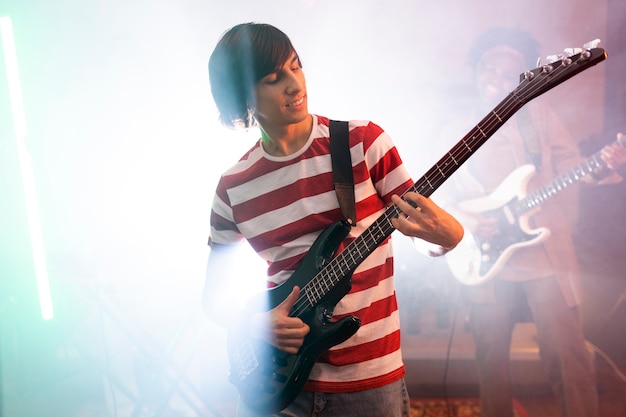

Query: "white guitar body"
left=446, top=164, right=551, bottom=286
left=447, top=125, right=625, bottom=286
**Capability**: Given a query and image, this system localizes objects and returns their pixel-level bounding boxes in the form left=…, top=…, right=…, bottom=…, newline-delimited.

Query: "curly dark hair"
left=208, top=23, right=300, bottom=128
left=468, top=27, right=541, bottom=70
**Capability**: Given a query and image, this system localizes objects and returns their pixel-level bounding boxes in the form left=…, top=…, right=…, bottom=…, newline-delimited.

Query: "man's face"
left=475, top=47, right=527, bottom=107
left=253, top=52, right=308, bottom=128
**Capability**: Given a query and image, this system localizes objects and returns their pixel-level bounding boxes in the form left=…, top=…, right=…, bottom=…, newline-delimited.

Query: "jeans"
left=236, top=378, right=410, bottom=417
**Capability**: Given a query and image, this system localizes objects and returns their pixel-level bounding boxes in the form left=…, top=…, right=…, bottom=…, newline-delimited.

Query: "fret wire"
left=517, top=145, right=604, bottom=216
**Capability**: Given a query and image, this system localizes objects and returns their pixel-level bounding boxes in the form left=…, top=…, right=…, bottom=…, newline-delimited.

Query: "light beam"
left=1, top=16, right=53, bottom=320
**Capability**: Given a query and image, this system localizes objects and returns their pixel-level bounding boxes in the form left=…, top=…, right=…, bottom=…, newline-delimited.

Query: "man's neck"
left=260, top=115, right=313, bottom=157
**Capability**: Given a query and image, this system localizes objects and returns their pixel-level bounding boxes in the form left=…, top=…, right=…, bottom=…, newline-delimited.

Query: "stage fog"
left=1, top=1, right=624, bottom=416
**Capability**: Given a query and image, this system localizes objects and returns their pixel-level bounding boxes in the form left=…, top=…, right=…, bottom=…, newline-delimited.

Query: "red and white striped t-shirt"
left=209, top=114, right=414, bottom=392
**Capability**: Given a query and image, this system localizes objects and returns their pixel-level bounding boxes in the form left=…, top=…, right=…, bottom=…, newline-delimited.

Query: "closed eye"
left=261, top=55, right=302, bottom=85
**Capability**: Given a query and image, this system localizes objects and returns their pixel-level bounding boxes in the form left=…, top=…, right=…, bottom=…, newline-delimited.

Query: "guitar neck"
left=411, top=96, right=527, bottom=199
left=516, top=132, right=625, bottom=214
left=516, top=151, right=606, bottom=215
left=305, top=95, right=528, bottom=303
left=304, top=47, right=607, bottom=306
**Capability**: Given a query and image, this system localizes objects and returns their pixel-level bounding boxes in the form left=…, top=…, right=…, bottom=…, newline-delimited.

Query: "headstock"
left=513, top=40, right=607, bottom=103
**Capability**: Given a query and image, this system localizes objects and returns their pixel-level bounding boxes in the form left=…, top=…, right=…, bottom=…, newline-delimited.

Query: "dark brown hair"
left=208, top=23, right=300, bottom=128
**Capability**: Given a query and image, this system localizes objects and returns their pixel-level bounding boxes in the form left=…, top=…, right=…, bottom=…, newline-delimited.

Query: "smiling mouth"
left=286, top=96, right=305, bottom=107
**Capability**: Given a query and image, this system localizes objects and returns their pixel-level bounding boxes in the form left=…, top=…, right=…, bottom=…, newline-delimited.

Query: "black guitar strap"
left=329, top=120, right=356, bottom=226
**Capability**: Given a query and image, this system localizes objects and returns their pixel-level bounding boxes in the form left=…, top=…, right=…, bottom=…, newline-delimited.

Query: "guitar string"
left=516, top=150, right=606, bottom=216
left=511, top=77, right=619, bottom=216
left=289, top=50, right=598, bottom=319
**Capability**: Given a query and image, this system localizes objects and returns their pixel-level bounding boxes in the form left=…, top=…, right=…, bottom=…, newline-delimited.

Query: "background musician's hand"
left=601, top=132, right=626, bottom=170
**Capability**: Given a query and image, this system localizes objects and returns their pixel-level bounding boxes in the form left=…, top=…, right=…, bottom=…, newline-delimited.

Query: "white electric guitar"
left=446, top=133, right=625, bottom=286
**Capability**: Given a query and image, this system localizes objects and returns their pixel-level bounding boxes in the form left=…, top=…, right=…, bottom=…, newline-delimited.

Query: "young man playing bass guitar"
left=201, top=23, right=463, bottom=417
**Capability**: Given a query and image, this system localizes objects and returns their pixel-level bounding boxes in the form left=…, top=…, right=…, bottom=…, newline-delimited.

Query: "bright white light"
left=1, top=16, right=54, bottom=320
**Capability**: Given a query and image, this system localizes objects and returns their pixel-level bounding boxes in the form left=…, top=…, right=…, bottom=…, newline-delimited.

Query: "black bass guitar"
left=227, top=45, right=608, bottom=414
left=446, top=132, right=625, bottom=286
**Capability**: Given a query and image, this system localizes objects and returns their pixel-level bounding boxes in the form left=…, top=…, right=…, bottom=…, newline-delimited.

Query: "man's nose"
left=285, top=73, right=303, bottom=94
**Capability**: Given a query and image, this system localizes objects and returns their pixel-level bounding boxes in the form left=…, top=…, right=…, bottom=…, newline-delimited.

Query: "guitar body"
left=447, top=128, right=625, bottom=286
left=446, top=165, right=551, bottom=285
left=227, top=220, right=361, bottom=414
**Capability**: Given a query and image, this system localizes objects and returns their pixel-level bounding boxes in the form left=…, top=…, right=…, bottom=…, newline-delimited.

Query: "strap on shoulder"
left=329, top=120, right=356, bottom=226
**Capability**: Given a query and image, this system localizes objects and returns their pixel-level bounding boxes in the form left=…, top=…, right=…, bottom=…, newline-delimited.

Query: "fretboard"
left=514, top=149, right=608, bottom=215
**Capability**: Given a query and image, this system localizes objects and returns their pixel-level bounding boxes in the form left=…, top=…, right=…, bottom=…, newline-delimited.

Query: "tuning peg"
left=564, top=47, right=583, bottom=57
left=583, top=39, right=601, bottom=49
left=535, top=56, right=542, bottom=67
left=544, top=40, right=602, bottom=65
left=545, top=54, right=561, bottom=64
